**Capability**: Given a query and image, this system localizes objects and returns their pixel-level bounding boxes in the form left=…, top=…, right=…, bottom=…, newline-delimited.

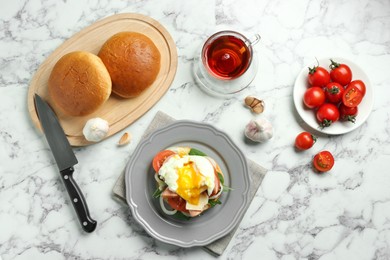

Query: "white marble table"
left=1, top=0, right=390, bottom=259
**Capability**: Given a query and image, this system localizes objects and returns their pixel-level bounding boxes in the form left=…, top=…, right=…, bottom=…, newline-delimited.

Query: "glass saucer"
left=193, top=50, right=259, bottom=98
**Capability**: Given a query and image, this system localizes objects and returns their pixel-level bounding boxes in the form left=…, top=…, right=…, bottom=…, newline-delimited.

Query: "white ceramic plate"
left=293, top=57, right=373, bottom=135
left=125, top=120, right=250, bottom=247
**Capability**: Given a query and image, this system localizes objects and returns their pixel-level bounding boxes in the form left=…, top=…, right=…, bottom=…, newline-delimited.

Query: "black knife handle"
left=60, top=167, right=97, bottom=233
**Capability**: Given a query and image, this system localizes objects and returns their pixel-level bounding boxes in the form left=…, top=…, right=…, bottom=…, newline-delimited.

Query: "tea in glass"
left=203, top=35, right=251, bottom=80
left=194, top=30, right=260, bottom=96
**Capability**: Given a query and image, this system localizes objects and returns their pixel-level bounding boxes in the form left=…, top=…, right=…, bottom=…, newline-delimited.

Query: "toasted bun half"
left=48, top=51, right=112, bottom=116
left=98, top=32, right=161, bottom=98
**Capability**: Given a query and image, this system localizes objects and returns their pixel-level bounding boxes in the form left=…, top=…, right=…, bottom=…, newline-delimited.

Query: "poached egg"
left=158, top=154, right=215, bottom=208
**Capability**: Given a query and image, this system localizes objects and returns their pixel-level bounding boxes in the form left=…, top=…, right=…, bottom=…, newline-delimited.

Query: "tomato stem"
left=320, top=119, right=333, bottom=128
left=315, top=57, right=319, bottom=67
left=311, top=135, right=317, bottom=143
left=347, top=115, right=356, bottom=123
left=327, top=86, right=340, bottom=94
left=308, top=65, right=318, bottom=74
left=308, top=58, right=321, bottom=74
left=329, top=59, right=340, bottom=70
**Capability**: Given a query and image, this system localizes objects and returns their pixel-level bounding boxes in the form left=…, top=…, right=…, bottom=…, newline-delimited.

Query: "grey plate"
left=125, top=120, right=251, bottom=247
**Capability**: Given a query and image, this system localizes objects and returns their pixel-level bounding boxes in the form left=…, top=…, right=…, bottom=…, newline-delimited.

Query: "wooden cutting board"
left=27, top=13, right=177, bottom=146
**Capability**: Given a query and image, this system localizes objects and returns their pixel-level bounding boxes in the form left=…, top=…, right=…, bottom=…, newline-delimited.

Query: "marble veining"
left=1, top=0, right=390, bottom=259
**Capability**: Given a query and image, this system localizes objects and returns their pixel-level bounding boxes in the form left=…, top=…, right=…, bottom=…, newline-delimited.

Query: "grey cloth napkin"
left=112, top=111, right=267, bottom=256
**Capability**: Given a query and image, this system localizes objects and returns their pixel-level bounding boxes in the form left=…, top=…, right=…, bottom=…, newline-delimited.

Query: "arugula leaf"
left=189, top=148, right=207, bottom=156
left=223, top=185, right=234, bottom=192
left=173, top=211, right=191, bottom=220
left=217, top=172, right=233, bottom=192
left=208, top=199, right=222, bottom=207
left=217, top=172, right=224, bottom=184
left=152, top=188, right=163, bottom=198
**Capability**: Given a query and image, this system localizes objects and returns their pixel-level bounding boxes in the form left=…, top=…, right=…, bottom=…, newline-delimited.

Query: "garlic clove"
left=244, top=96, right=265, bottom=114
left=118, top=132, right=132, bottom=146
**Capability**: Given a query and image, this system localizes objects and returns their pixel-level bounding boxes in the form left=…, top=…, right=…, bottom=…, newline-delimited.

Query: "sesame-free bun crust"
left=98, top=32, right=161, bottom=98
left=48, top=51, right=112, bottom=116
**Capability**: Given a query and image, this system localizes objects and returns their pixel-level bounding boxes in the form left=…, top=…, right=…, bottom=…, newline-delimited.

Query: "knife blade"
left=34, top=94, right=97, bottom=233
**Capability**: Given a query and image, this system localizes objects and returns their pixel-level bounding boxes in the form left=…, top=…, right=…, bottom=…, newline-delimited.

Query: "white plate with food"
left=293, top=57, right=373, bottom=135
left=125, top=120, right=251, bottom=247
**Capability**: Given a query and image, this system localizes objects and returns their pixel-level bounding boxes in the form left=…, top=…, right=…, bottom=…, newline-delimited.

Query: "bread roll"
left=98, top=32, right=161, bottom=98
left=48, top=51, right=112, bottom=116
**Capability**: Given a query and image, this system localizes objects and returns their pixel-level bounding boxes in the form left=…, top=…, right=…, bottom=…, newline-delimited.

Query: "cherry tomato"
left=313, top=151, right=334, bottom=172
left=324, top=82, right=344, bottom=103
left=329, top=59, right=352, bottom=86
left=316, top=103, right=340, bottom=128
left=303, top=87, right=326, bottom=109
left=348, top=80, right=366, bottom=97
left=152, top=150, right=176, bottom=172
left=339, top=103, right=358, bottom=123
left=342, top=85, right=363, bottom=107
left=308, top=66, right=331, bottom=87
left=295, top=132, right=317, bottom=150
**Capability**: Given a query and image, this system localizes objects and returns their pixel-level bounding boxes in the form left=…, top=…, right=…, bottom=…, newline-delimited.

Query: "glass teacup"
left=194, top=31, right=261, bottom=97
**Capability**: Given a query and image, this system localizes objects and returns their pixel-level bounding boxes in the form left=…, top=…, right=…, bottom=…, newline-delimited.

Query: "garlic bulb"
left=244, top=118, right=273, bottom=142
left=83, top=118, right=109, bottom=142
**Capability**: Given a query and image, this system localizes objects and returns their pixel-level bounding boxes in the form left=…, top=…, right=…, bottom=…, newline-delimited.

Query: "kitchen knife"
left=34, top=94, right=97, bottom=233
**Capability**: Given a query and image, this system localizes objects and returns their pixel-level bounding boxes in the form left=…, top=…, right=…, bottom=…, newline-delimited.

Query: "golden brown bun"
left=48, top=51, right=112, bottom=116
left=98, top=32, right=161, bottom=98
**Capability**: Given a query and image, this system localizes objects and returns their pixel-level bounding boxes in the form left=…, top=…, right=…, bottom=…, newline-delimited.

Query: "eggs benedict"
left=152, top=146, right=227, bottom=218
